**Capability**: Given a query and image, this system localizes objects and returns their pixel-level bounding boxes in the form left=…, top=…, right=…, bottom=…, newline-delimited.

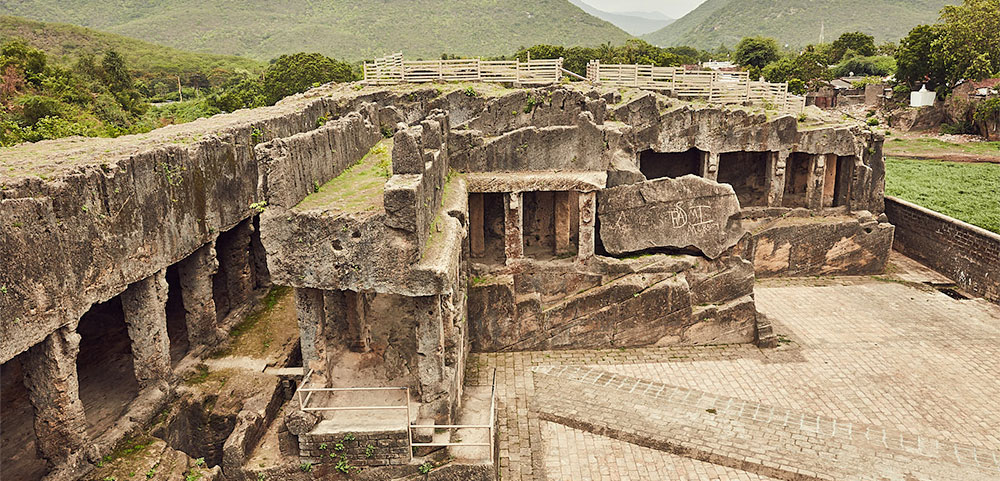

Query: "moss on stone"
left=294, top=139, right=393, bottom=215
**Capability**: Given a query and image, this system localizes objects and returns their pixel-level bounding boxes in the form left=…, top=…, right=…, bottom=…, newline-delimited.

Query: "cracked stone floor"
left=465, top=253, right=1000, bottom=480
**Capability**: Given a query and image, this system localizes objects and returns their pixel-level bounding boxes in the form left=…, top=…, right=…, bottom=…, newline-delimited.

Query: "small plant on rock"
left=418, top=462, right=434, bottom=474
left=365, top=444, right=375, bottom=458
left=299, top=462, right=313, bottom=472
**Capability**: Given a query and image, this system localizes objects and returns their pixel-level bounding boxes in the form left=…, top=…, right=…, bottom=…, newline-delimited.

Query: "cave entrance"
left=824, top=156, right=854, bottom=207
left=473, top=193, right=506, bottom=264
left=523, top=191, right=556, bottom=258
left=639, top=149, right=704, bottom=180
left=718, top=151, right=771, bottom=207
left=77, top=296, right=140, bottom=436
left=782, top=153, right=812, bottom=208
left=1, top=352, right=47, bottom=481
left=165, top=264, right=190, bottom=366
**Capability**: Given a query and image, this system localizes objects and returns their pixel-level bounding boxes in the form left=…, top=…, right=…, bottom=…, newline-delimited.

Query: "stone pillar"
left=578, top=191, right=596, bottom=260
left=413, top=295, right=447, bottom=421
left=177, top=242, right=220, bottom=346
left=22, top=326, right=89, bottom=466
left=122, top=271, right=171, bottom=386
left=219, top=219, right=254, bottom=309
left=249, top=218, right=271, bottom=289
left=554, top=192, right=572, bottom=255
left=469, top=193, right=485, bottom=258
left=296, top=288, right=325, bottom=370
left=701, top=152, right=720, bottom=181
left=767, top=151, right=789, bottom=207
left=503, top=192, right=523, bottom=261
left=806, top=154, right=827, bottom=209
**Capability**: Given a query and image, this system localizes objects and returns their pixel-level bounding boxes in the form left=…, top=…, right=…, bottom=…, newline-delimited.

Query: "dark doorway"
left=639, top=149, right=703, bottom=180
left=718, top=151, right=771, bottom=207
left=782, top=153, right=812, bottom=208
left=165, top=265, right=190, bottom=366
left=77, top=296, right=141, bottom=436
left=1, top=352, right=47, bottom=480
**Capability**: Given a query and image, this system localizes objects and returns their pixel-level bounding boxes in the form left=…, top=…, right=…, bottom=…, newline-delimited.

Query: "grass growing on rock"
left=885, top=156, right=1000, bottom=234
left=295, top=139, right=392, bottom=215
left=214, top=285, right=298, bottom=360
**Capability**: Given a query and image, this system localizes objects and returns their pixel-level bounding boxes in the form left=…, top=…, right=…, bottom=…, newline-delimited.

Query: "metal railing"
left=295, top=369, right=498, bottom=462
left=296, top=369, right=413, bottom=460
left=410, top=369, right=497, bottom=460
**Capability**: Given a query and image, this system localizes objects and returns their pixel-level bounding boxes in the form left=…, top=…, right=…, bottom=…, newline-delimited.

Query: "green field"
left=884, top=137, right=1000, bottom=158
left=885, top=157, right=1000, bottom=234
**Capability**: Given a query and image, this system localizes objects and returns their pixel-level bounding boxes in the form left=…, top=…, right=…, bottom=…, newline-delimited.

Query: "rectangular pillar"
left=122, top=271, right=171, bottom=387
left=504, top=192, right=523, bottom=261
left=554, top=192, right=572, bottom=255
left=578, top=191, right=596, bottom=260
left=701, top=152, right=719, bottom=181
left=469, top=193, right=485, bottom=257
left=413, top=295, right=447, bottom=422
left=219, top=219, right=255, bottom=309
left=22, top=326, right=89, bottom=465
left=296, top=288, right=325, bottom=370
left=177, top=242, right=220, bottom=346
left=806, top=154, right=828, bottom=209
left=767, top=151, right=789, bottom=207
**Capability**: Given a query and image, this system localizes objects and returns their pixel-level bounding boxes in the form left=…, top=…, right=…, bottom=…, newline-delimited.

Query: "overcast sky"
left=580, top=0, right=708, bottom=19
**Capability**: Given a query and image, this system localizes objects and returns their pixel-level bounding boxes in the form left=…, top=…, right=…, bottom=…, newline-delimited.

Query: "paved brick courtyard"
left=466, top=255, right=1000, bottom=480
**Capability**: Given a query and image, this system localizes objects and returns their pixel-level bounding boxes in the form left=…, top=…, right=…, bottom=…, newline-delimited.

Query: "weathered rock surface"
left=598, top=175, right=745, bottom=259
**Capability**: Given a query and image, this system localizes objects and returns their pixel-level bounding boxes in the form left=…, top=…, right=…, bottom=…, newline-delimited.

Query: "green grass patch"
left=885, top=138, right=1000, bottom=157
left=885, top=157, right=1000, bottom=234
left=295, top=140, right=392, bottom=214
left=228, top=285, right=290, bottom=339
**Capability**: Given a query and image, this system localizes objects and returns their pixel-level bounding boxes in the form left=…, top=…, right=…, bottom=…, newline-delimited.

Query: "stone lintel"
left=466, top=171, right=606, bottom=193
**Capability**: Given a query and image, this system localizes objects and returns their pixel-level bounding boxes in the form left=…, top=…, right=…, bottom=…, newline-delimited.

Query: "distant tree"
left=262, top=52, right=357, bottom=104
left=895, top=24, right=945, bottom=89
left=832, top=55, right=896, bottom=77
left=936, top=0, right=1000, bottom=85
left=762, top=50, right=831, bottom=85
left=734, top=37, right=780, bottom=75
left=0, top=41, right=47, bottom=86
left=829, top=32, right=876, bottom=63
left=896, top=0, right=1000, bottom=92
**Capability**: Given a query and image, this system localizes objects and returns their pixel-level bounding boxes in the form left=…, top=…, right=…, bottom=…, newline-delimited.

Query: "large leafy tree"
left=896, top=0, right=1000, bottom=91
left=734, top=37, right=780, bottom=71
left=829, top=32, right=877, bottom=63
left=262, top=53, right=356, bottom=105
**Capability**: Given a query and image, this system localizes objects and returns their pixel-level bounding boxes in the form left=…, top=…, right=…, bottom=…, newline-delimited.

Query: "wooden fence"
left=587, top=60, right=804, bottom=112
left=364, top=53, right=562, bottom=85
left=362, top=54, right=804, bottom=112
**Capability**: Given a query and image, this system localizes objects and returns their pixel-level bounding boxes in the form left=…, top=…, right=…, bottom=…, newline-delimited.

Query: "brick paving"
left=467, top=265, right=1000, bottom=481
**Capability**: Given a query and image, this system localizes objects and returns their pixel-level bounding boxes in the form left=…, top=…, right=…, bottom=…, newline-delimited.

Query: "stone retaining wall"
left=298, top=430, right=410, bottom=466
left=885, top=196, right=1000, bottom=302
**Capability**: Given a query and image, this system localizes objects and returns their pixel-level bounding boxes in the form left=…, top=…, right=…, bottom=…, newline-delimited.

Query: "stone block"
left=598, top=175, right=745, bottom=259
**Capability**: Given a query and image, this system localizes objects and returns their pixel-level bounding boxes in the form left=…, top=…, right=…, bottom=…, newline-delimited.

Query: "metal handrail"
left=294, top=368, right=498, bottom=461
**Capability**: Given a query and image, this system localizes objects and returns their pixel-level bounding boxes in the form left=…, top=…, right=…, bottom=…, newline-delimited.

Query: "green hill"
left=0, top=15, right=263, bottom=83
left=0, top=0, right=633, bottom=61
left=642, top=0, right=960, bottom=49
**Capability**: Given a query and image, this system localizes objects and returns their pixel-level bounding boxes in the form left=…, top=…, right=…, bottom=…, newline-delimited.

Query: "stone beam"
left=578, top=191, right=596, bottom=260
left=504, top=192, right=523, bottom=261
left=122, top=271, right=171, bottom=386
left=554, top=191, right=572, bottom=255
left=22, top=326, right=89, bottom=466
left=177, top=242, right=220, bottom=347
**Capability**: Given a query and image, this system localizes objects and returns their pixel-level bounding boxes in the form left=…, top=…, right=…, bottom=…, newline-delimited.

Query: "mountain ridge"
left=567, top=0, right=674, bottom=35
left=0, top=0, right=633, bottom=61
left=643, top=0, right=960, bottom=49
